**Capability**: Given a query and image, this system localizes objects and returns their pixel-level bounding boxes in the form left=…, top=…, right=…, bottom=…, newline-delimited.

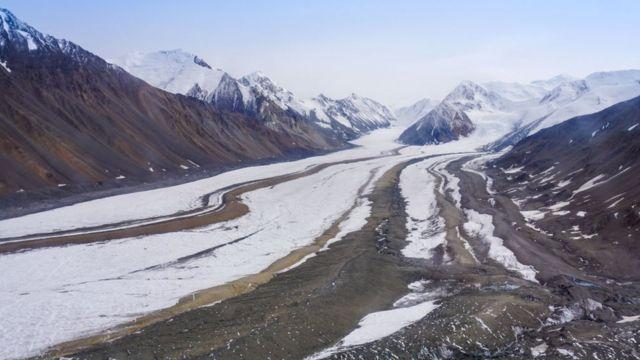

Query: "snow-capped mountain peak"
left=116, top=49, right=226, bottom=95
left=0, top=8, right=43, bottom=51
left=114, top=50, right=254, bottom=112
left=443, top=80, right=507, bottom=112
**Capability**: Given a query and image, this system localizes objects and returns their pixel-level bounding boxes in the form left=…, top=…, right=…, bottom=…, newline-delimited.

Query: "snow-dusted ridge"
left=115, top=51, right=395, bottom=139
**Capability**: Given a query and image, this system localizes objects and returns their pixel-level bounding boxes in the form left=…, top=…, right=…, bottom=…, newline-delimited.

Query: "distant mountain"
left=240, top=71, right=394, bottom=138
left=489, top=95, right=640, bottom=276
left=399, top=72, right=640, bottom=147
left=239, top=71, right=307, bottom=115
left=118, top=54, right=394, bottom=140
left=442, top=80, right=508, bottom=112
left=398, top=81, right=510, bottom=145
left=394, top=98, right=439, bottom=125
left=398, top=101, right=474, bottom=145
left=0, top=8, right=342, bottom=196
left=489, top=70, right=640, bottom=149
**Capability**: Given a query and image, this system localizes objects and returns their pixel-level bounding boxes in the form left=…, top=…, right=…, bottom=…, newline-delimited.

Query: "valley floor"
left=0, top=127, right=639, bottom=359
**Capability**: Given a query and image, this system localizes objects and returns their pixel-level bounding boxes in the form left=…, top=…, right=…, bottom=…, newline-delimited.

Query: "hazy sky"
left=3, top=0, right=640, bottom=107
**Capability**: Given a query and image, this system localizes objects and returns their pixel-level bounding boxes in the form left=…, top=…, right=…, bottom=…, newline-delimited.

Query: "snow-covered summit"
left=394, top=98, right=439, bottom=125
left=331, top=93, right=395, bottom=130
left=115, top=50, right=254, bottom=111
left=443, top=80, right=508, bottom=112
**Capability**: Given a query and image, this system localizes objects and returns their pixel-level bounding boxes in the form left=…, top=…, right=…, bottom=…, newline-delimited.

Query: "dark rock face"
left=399, top=102, right=475, bottom=145
left=490, top=95, right=640, bottom=279
left=210, top=74, right=246, bottom=113
left=0, top=8, right=343, bottom=196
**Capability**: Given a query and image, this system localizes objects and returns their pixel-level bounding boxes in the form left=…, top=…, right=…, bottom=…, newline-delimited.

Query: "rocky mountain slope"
left=489, top=95, right=640, bottom=277
left=0, top=8, right=343, bottom=197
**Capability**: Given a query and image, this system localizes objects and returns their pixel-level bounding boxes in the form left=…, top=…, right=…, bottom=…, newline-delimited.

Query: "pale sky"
left=3, top=0, right=640, bottom=107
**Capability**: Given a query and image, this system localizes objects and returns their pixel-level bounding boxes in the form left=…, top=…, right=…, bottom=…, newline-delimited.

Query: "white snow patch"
left=307, top=283, right=440, bottom=359
left=521, top=210, right=546, bottom=222
left=554, top=179, right=572, bottom=189
left=0, top=60, right=10, bottom=73
left=502, top=166, right=524, bottom=174
left=463, top=209, right=538, bottom=282
left=573, top=174, right=606, bottom=196
left=531, top=342, right=548, bottom=357
left=277, top=253, right=316, bottom=274
left=607, top=198, right=624, bottom=209
left=16, top=30, right=38, bottom=50
left=548, top=201, right=571, bottom=211
left=618, top=315, right=640, bottom=323
left=556, top=348, right=576, bottom=358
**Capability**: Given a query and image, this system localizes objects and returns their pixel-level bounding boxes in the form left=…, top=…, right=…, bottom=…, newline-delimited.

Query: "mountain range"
left=399, top=71, right=640, bottom=147
left=116, top=50, right=395, bottom=140
left=0, top=9, right=393, bottom=197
